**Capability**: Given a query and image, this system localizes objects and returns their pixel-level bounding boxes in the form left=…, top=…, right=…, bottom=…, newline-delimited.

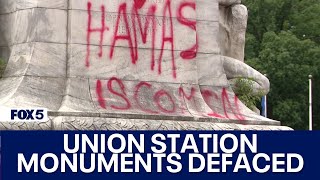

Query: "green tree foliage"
left=233, top=78, right=264, bottom=111
left=243, top=0, right=320, bottom=130
left=290, top=0, right=320, bottom=43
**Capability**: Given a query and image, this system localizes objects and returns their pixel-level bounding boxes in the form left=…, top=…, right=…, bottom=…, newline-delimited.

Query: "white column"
left=309, top=75, right=313, bottom=131
left=264, top=74, right=267, bottom=118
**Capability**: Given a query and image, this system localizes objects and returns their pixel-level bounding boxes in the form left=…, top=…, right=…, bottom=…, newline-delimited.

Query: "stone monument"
left=0, top=0, right=291, bottom=130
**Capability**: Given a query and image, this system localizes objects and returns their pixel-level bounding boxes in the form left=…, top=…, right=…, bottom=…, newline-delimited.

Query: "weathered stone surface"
left=70, top=0, right=218, bottom=21
left=3, top=43, right=66, bottom=77
left=0, top=0, right=67, bottom=14
left=52, top=117, right=290, bottom=131
left=0, top=116, right=52, bottom=130
left=0, top=0, right=291, bottom=130
left=0, top=47, right=10, bottom=62
left=219, top=4, right=247, bottom=62
left=218, top=0, right=241, bottom=6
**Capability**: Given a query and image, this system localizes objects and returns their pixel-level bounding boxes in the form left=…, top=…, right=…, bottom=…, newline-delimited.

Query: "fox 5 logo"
left=0, top=107, right=48, bottom=122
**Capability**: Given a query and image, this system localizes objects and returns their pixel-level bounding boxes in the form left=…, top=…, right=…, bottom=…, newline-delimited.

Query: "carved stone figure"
left=0, top=0, right=291, bottom=130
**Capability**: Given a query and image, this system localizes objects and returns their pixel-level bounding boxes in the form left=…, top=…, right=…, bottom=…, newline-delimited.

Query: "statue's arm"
left=222, top=56, right=270, bottom=96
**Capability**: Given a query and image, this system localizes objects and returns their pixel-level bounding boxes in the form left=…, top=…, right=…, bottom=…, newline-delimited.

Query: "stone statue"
left=0, top=0, right=291, bottom=130
left=219, top=1, right=269, bottom=110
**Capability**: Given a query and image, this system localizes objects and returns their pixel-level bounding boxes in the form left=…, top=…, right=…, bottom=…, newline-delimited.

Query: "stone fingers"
left=222, top=56, right=270, bottom=95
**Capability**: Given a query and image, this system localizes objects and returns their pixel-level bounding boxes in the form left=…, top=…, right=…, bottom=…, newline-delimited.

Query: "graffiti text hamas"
left=85, top=0, right=198, bottom=79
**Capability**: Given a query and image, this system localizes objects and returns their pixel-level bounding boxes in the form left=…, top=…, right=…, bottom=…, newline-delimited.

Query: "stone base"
left=0, top=112, right=292, bottom=130
left=53, top=117, right=292, bottom=131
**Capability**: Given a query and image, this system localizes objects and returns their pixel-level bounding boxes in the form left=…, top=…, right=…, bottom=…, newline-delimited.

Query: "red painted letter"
left=96, top=80, right=106, bottom=109
left=154, top=90, right=176, bottom=113
left=177, top=2, right=198, bottom=60
left=221, top=88, right=245, bottom=120
left=134, top=82, right=158, bottom=114
left=107, top=77, right=131, bottom=110
left=109, top=3, right=136, bottom=64
left=132, top=5, right=157, bottom=69
left=201, top=89, right=226, bottom=118
left=158, top=0, right=176, bottom=78
left=86, top=2, right=109, bottom=67
left=179, top=87, right=196, bottom=100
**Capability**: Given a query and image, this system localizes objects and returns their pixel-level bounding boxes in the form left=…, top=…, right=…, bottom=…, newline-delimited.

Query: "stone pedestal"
left=0, top=0, right=291, bottom=130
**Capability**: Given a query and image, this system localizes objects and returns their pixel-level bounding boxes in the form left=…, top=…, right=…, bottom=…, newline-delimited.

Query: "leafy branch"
left=233, top=78, right=264, bottom=111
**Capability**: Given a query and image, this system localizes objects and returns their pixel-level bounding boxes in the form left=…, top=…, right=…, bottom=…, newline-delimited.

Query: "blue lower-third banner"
left=0, top=131, right=320, bottom=180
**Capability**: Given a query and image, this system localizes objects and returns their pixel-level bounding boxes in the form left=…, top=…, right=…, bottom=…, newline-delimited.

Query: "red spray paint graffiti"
left=131, top=4, right=157, bottom=69
left=96, top=80, right=106, bottom=109
left=86, top=2, right=109, bottom=67
left=107, top=77, right=131, bottom=110
left=85, top=0, right=198, bottom=78
left=84, top=0, right=245, bottom=120
left=134, top=82, right=159, bottom=114
left=177, top=2, right=198, bottom=60
left=109, top=3, right=136, bottom=64
left=178, top=87, right=201, bottom=114
left=179, top=87, right=196, bottom=101
left=154, top=89, right=176, bottom=113
left=158, top=0, right=176, bottom=78
left=221, top=88, right=245, bottom=120
left=95, top=78, right=245, bottom=120
left=97, top=78, right=178, bottom=114
left=201, top=88, right=245, bottom=120
left=201, top=89, right=226, bottom=119
left=134, top=0, right=147, bottom=9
